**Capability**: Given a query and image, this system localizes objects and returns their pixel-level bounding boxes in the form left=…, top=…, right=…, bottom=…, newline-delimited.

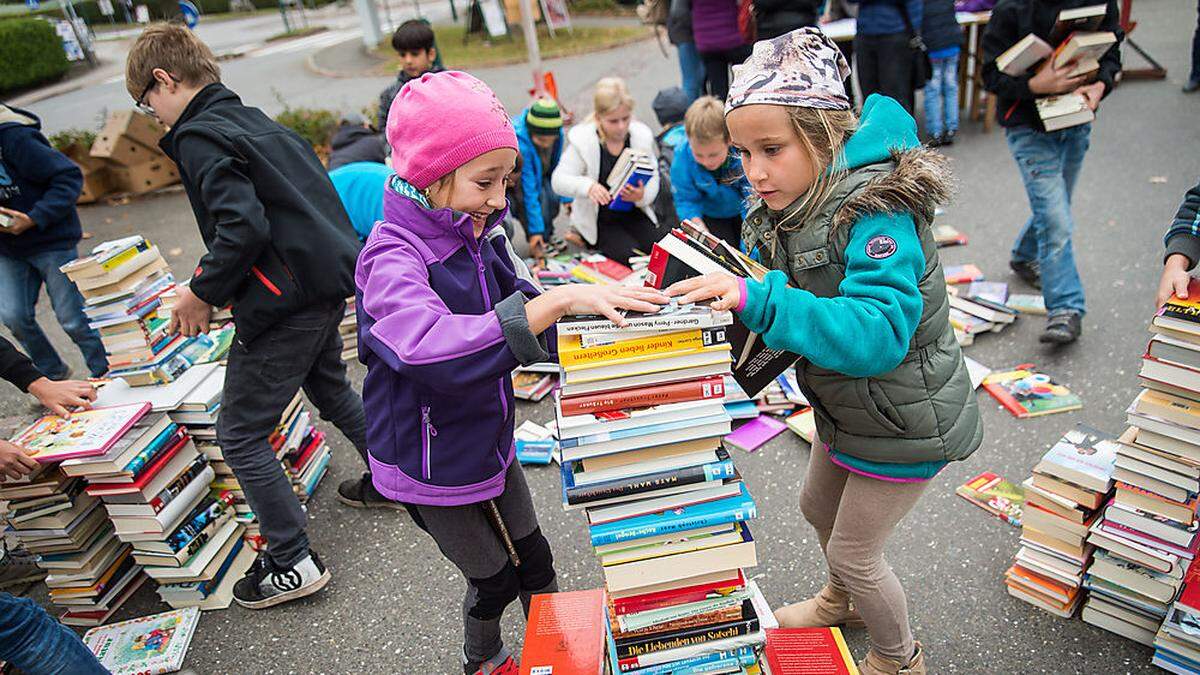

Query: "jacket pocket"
left=856, top=379, right=908, bottom=435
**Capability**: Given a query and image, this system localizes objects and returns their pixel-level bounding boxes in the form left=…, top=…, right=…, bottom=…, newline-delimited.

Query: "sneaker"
left=1040, top=313, right=1082, bottom=344
left=233, top=550, right=330, bottom=610
left=941, top=129, right=956, bottom=146
left=1009, top=259, right=1042, bottom=290
left=0, top=547, right=46, bottom=591
left=465, top=647, right=518, bottom=675
left=926, top=134, right=944, bottom=148
left=337, top=473, right=404, bottom=510
left=1184, top=79, right=1200, bottom=94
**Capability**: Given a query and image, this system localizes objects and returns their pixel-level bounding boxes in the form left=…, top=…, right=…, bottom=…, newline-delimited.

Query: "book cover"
left=982, top=364, right=1082, bottom=418
left=764, top=627, right=858, bottom=674
left=520, top=589, right=607, bottom=675
left=943, top=264, right=983, bottom=285
left=84, top=606, right=200, bottom=675
left=1036, top=425, right=1118, bottom=493
left=955, top=471, right=1024, bottom=527
left=588, top=483, right=756, bottom=546
left=558, top=328, right=727, bottom=369
left=14, top=403, right=151, bottom=463
left=557, top=299, right=732, bottom=336
left=724, top=415, right=788, bottom=453
left=562, top=452, right=735, bottom=506
left=560, top=375, right=726, bottom=417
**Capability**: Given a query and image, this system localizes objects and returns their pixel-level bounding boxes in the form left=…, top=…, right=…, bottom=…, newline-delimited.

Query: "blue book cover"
left=609, top=166, right=655, bottom=212
left=559, top=413, right=730, bottom=449
left=561, top=455, right=735, bottom=506
left=622, top=646, right=757, bottom=675
left=120, top=422, right=179, bottom=475
left=589, top=483, right=756, bottom=546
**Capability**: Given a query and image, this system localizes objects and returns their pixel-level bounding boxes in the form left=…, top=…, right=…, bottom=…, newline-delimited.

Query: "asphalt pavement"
left=4, top=0, right=1200, bottom=671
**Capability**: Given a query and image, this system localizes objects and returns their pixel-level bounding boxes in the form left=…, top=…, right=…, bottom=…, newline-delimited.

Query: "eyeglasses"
left=134, top=72, right=179, bottom=116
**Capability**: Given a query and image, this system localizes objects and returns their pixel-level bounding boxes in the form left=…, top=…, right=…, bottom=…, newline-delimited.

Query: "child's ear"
left=428, top=47, right=438, bottom=61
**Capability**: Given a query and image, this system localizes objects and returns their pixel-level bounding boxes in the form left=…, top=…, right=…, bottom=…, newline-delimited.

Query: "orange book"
left=520, top=589, right=607, bottom=675
left=1006, top=564, right=1079, bottom=605
left=764, top=627, right=859, bottom=674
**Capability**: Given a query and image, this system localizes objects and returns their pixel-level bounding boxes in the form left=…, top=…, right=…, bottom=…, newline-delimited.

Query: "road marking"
left=246, top=29, right=357, bottom=59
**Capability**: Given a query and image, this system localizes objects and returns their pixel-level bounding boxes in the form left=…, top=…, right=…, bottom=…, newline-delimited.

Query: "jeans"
left=1191, top=0, right=1200, bottom=83
left=700, top=45, right=753, bottom=100
left=1006, top=123, right=1091, bottom=317
left=0, top=248, right=108, bottom=378
left=923, top=56, right=959, bottom=138
left=0, top=593, right=106, bottom=674
left=217, top=301, right=368, bottom=569
left=677, top=41, right=706, bottom=103
left=855, top=32, right=915, bottom=113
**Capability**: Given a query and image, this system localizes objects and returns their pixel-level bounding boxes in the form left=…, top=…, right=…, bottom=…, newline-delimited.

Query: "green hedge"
left=0, top=18, right=69, bottom=93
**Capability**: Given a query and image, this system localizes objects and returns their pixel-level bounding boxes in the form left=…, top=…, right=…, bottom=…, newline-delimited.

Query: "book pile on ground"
left=944, top=279, right=1018, bottom=347
left=762, top=627, right=858, bottom=674
left=956, top=471, right=1024, bottom=527
left=982, top=364, right=1082, bottom=418
left=554, top=302, right=776, bottom=673
left=84, top=606, right=200, bottom=674
left=273, top=392, right=332, bottom=505
left=513, top=363, right=558, bottom=402
left=533, top=251, right=641, bottom=289
left=933, top=224, right=968, bottom=247
left=340, top=296, right=358, bottom=362
left=1005, top=425, right=1117, bottom=619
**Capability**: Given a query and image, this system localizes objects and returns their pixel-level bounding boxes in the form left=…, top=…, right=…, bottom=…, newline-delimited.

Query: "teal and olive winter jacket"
left=737, top=95, right=982, bottom=477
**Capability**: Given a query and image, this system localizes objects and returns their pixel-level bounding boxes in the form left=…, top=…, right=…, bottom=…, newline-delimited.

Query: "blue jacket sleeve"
left=671, top=154, right=706, bottom=222
left=7, top=128, right=82, bottom=230
left=905, top=0, right=922, bottom=33
left=738, top=213, right=925, bottom=378
left=520, top=150, right=546, bottom=236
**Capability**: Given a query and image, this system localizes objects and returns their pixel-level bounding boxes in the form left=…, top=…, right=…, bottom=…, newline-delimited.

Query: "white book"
left=557, top=399, right=729, bottom=440
left=560, top=420, right=732, bottom=463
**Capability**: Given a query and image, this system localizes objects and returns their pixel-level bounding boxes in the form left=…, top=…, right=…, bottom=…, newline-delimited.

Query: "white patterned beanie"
left=726, top=27, right=852, bottom=113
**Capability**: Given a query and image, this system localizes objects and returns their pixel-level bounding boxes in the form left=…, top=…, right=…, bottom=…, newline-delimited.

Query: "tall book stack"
left=1005, top=426, right=1117, bottom=619
left=554, top=303, right=776, bottom=674
left=273, top=392, right=332, bottom=505
left=3, top=403, right=154, bottom=626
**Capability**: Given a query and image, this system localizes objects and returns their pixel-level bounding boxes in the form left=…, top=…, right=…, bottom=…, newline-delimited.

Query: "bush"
left=0, top=18, right=69, bottom=93
left=273, top=106, right=337, bottom=149
left=48, top=128, right=98, bottom=159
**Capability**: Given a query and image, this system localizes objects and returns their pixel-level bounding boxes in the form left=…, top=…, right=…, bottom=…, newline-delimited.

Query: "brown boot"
left=858, top=641, right=926, bottom=675
left=773, top=585, right=866, bottom=629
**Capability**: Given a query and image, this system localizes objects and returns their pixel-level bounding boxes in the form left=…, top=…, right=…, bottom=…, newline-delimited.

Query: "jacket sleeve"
left=737, top=212, right=925, bottom=378
left=904, top=0, right=922, bottom=33
left=377, top=81, right=398, bottom=132
left=357, top=237, right=548, bottom=394
left=1094, top=0, right=1123, bottom=97
left=981, top=3, right=1034, bottom=102
left=519, top=150, right=547, bottom=236
left=671, top=154, right=706, bottom=222
left=551, top=139, right=595, bottom=201
left=1165, top=178, right=1200, bottom=269
left=6, top=128, right=83, bottom=230
left=175, top=132, right=271, bottom=308
left=0, top=335, right=43, bottom=392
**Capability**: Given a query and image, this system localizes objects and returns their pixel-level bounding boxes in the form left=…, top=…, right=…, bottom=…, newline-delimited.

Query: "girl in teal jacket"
left=668, top=28, right=981, bottom=675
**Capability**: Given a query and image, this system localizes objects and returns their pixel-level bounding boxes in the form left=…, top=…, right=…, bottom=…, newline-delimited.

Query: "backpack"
left=637, top=0, right=669, bottom=26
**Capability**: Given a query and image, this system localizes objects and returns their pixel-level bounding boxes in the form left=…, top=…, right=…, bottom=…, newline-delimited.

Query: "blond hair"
left=775, top=106, right=858, bottom=228
left=125, top=23, right=220, bottom=99
left=684, top=96, right=728, bottom=144
left=589, top=77, right=635, bottom=138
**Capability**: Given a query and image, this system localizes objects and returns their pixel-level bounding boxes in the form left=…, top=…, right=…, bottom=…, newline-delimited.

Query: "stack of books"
left=605, top=149, right=655, bottom=212
left=1006, top=425, right=1117, bottom=620
left=554, top=303, right=776, bottom=673
left=340, top=297, right=358, bottom=362
left=1153, top=561, right=1200, bottom=672
left=946, top=281, right=1017, bottom=347
left=273, top=392, right=332, bottom=504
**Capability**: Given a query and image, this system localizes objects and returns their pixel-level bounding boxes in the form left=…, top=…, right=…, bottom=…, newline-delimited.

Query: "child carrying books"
left=359, top=71, right=667, bottom=675
left=552, top=77, right=661, bottom=265
left=670, top=96, right=751, bottom=249
left=665, top=28, right=982, bottom=674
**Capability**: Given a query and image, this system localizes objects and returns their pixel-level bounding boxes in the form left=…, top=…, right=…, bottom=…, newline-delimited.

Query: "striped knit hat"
left=525, top=98, right=563, bottom=136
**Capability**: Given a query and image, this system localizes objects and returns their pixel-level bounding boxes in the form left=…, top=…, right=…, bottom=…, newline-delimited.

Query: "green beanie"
left=525, top=98, right=563, bottom=136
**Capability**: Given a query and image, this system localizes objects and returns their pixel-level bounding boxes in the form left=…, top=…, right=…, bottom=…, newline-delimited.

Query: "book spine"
left=560, top=376, right=726, bottom=416
left=567, top=459, right=735, bottom=505
left=167, top=491, right=233, bottom=551
left=590, top=500, right=756, bottom=547
left=615, top=618, right=758, bottom=660
left=559, top=313, right=729, bottom=336
left=147, top=455, right=209, bottom=514
left=982, top=381, right=1030, bottom=418
left=174, top=510, right=229, bottom=560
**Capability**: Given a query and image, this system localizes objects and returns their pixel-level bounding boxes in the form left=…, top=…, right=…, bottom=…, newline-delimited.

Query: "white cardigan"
left=551, top=120, right=660, bottom=246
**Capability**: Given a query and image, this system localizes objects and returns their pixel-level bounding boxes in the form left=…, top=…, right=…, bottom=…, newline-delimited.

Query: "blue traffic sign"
left=179, top=0, right=200, bottom=28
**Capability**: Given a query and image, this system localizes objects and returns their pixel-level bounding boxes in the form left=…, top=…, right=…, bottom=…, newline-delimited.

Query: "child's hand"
left=588, top=182, right=612, bottom=206
left=563, top=229, right=585, bottom=247
left=0, top=440, right=38, bottom=480
left=1158, top=254, right=1193, bottom=307
left=26, top=377, right=96, bottom=418
left=1029, top=58, right=1085, bottom=96
left=619, top=180, right=646, bottom=205
left=552, top=284, right=669, bottom=327
left=666, top=272, right=742, bottom=312
left=1075, top=81, right=1105, bottom=111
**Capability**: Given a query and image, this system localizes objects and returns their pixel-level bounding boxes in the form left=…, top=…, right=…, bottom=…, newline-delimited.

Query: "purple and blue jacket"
left=357, top=187, right=552, bottom=507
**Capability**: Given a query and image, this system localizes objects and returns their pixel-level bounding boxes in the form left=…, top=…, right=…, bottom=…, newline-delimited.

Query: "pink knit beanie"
left=386, top=70, right=518, bottom=189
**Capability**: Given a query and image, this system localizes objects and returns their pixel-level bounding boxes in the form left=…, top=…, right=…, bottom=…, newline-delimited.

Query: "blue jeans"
left=1006, top=123, right=1091, bottom=317
left=923, top=56, right=959, bottom=137
left=0, top=248, right=108, bottom=378
left=677, top=41, right=706, bottom=103
left=0, top=593, right=106, bottom=674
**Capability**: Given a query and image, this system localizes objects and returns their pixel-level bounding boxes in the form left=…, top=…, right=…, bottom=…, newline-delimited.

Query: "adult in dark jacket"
left=1158, top=178, right=1200, bottom=306
left=0, top=106, right=108, bottom=379
left=668, top=0, right=706, bottom=102
left=981, top=0, right=1122, bottom=344
left=755, top=0, right=820, bottom=39
left=692, top=0, right=752, bottom=99
left=921, top=0, right=962, bottom=144
left=328, top=113, right=386, bottom=170
left=128, top=23, right=371, bottom=610
left=853, top=0, right=924, bottom=113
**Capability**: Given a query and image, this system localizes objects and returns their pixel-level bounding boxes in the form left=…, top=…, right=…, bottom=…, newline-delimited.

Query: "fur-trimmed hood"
left=832, top=146, right=953, bottom=229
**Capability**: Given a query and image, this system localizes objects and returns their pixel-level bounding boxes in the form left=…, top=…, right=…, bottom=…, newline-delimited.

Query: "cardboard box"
left=89, top=133, right=159, bottom=167
left=89, top=111, right=167, bottom=167
left=100, top=110, right=166, bottom=149
left=77, top=166, right=112, bottom=204
left=110, top=158, right=179, bottom=195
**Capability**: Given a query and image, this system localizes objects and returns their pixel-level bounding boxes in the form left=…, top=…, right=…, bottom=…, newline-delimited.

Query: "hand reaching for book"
left=665, top=272, right=742, bottom=312
left=26, top=377, right=96, bottom=418
left=167, top=285, right=213, bottom=338
left=1028, top=58, right=1085, bottom=96
left=0, top=440, right=38, bottom=480
left=524, top=284, right=669, bottom=334
left=588, top=182, right=612, bottom=206
left=1158, top=254, right=1192, bottom=308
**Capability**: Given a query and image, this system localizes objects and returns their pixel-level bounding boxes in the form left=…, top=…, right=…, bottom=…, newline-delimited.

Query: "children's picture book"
left=1006, top=293, right=1047, bottom=315
left=764, top=627, right=859, bottom=674
left=943, top=264, right=984, bottom=285
left=13, top=403, right=151, bottom=463
left=724, top=415, right=788, bottom=453
left=786, top=408, right=816, bottom=444
left=520, top=589, right=607, bottom=675
left=84, top=606, right=200, bottom=675
left=982, top=365, right=1082, bottom=418
left=955, top=471, right=1024, bottom=527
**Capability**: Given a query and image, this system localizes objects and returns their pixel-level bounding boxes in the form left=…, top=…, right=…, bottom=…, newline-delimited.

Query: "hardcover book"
left=982, top=365, right=1082, bottom=418
left=84, top=606, right=200, bottom=675
left=520, top=589, right=607, bottom=675
left=13, top=403, right=151, bottom=463
left=764, top=627, right=859, bottom=674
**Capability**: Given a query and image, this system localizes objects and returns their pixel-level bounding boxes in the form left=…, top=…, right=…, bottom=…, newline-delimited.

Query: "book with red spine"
left=1176, top=557, right=1200, bottom=614
left=580, top=256, right=634, bottom=281
left=610, top=569, right=745, bottom=616
left=85, top=434, right=189, bottom=496
left=559, top=376, right=726, bottom=416
left=288, top=430, right=326, bottom=476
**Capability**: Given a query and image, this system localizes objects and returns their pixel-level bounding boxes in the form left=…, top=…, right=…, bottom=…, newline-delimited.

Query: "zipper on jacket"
left=461, top=223, right=512, bottom=428
left=421, top=405, right=438, bottom=480
left=250, top=265, right=283, bottom=297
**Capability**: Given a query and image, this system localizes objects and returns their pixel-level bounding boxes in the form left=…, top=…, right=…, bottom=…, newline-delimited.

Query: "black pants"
left=704, top=215, right=742, bottom=251
left=855, top=32, right=914, bottom=113
left=217, top=301, right=368, bottom=568
left=701, top=45, right=753, bottom=100
left=597, top=215, right=659, bottom=265
left=1191, top=0, right=1200, bottom=83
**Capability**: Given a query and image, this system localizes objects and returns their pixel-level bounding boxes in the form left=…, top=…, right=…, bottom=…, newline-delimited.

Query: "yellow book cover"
left=558, top=328, right=722, bottom=369
left=563, top=344, right=732, bottom=381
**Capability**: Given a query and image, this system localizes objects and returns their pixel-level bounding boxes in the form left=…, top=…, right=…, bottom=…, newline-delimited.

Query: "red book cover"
left=611, top=570, right=744, bottom=616
left=559, top=376, right=726, bottom=416
left=645, top=243, right=671, bottom=290
left=289, top=431, right=326, bottom=476
left=764, top=628, right=858, bottom=674
left=519, top=589, right=607, bottom=675
left=580, top=257, right=633, bottom=281
left=84, top=433, right=187, bottom=495
left=1177, top=557, right=1200, bottom=614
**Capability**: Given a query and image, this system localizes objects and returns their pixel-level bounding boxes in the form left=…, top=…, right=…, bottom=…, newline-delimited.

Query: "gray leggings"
left=405, top=460, right=558, bottom=666
left=798, top=435, right=929, bottom=663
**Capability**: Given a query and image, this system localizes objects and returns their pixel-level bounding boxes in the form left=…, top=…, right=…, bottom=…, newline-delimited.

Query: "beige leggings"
left=798, top=435, right=930, bottom=663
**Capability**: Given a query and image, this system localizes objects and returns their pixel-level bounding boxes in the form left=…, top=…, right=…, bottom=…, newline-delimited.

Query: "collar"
left=381, top=180, right=508, bottom=258
left=159, top=83, right=237, bottom=159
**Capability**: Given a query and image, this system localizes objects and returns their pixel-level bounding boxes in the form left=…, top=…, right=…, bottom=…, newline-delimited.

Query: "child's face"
left=728, top=104, right=817, bottom=211
left=399, top=48, right=436, bottom=78
left=689, top=137, right=730, bottom=172
left=597, top=105, right=632, bottom=144
left=429, top=147, right=517, bottom=233
left=531, top=134, right=557, bottom=150
left=140, top=69, right=201, bottom=128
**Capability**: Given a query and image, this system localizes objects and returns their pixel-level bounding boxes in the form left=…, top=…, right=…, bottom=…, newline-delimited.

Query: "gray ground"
left=5, top=0, right=1200, bottom=671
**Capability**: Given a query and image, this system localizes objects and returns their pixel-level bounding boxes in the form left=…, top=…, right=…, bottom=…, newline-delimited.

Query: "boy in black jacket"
left=982, top=0, right=1122, bottom=345
left=1157, top=178, right=1200, bottom=307
left=125, top=23, right=371, bottom=609
left=375, top=19, right=444, bottom=132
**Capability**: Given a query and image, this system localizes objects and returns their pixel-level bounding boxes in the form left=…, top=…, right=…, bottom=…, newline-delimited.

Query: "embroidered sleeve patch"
left=865, top=235, right=897, bottom=260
